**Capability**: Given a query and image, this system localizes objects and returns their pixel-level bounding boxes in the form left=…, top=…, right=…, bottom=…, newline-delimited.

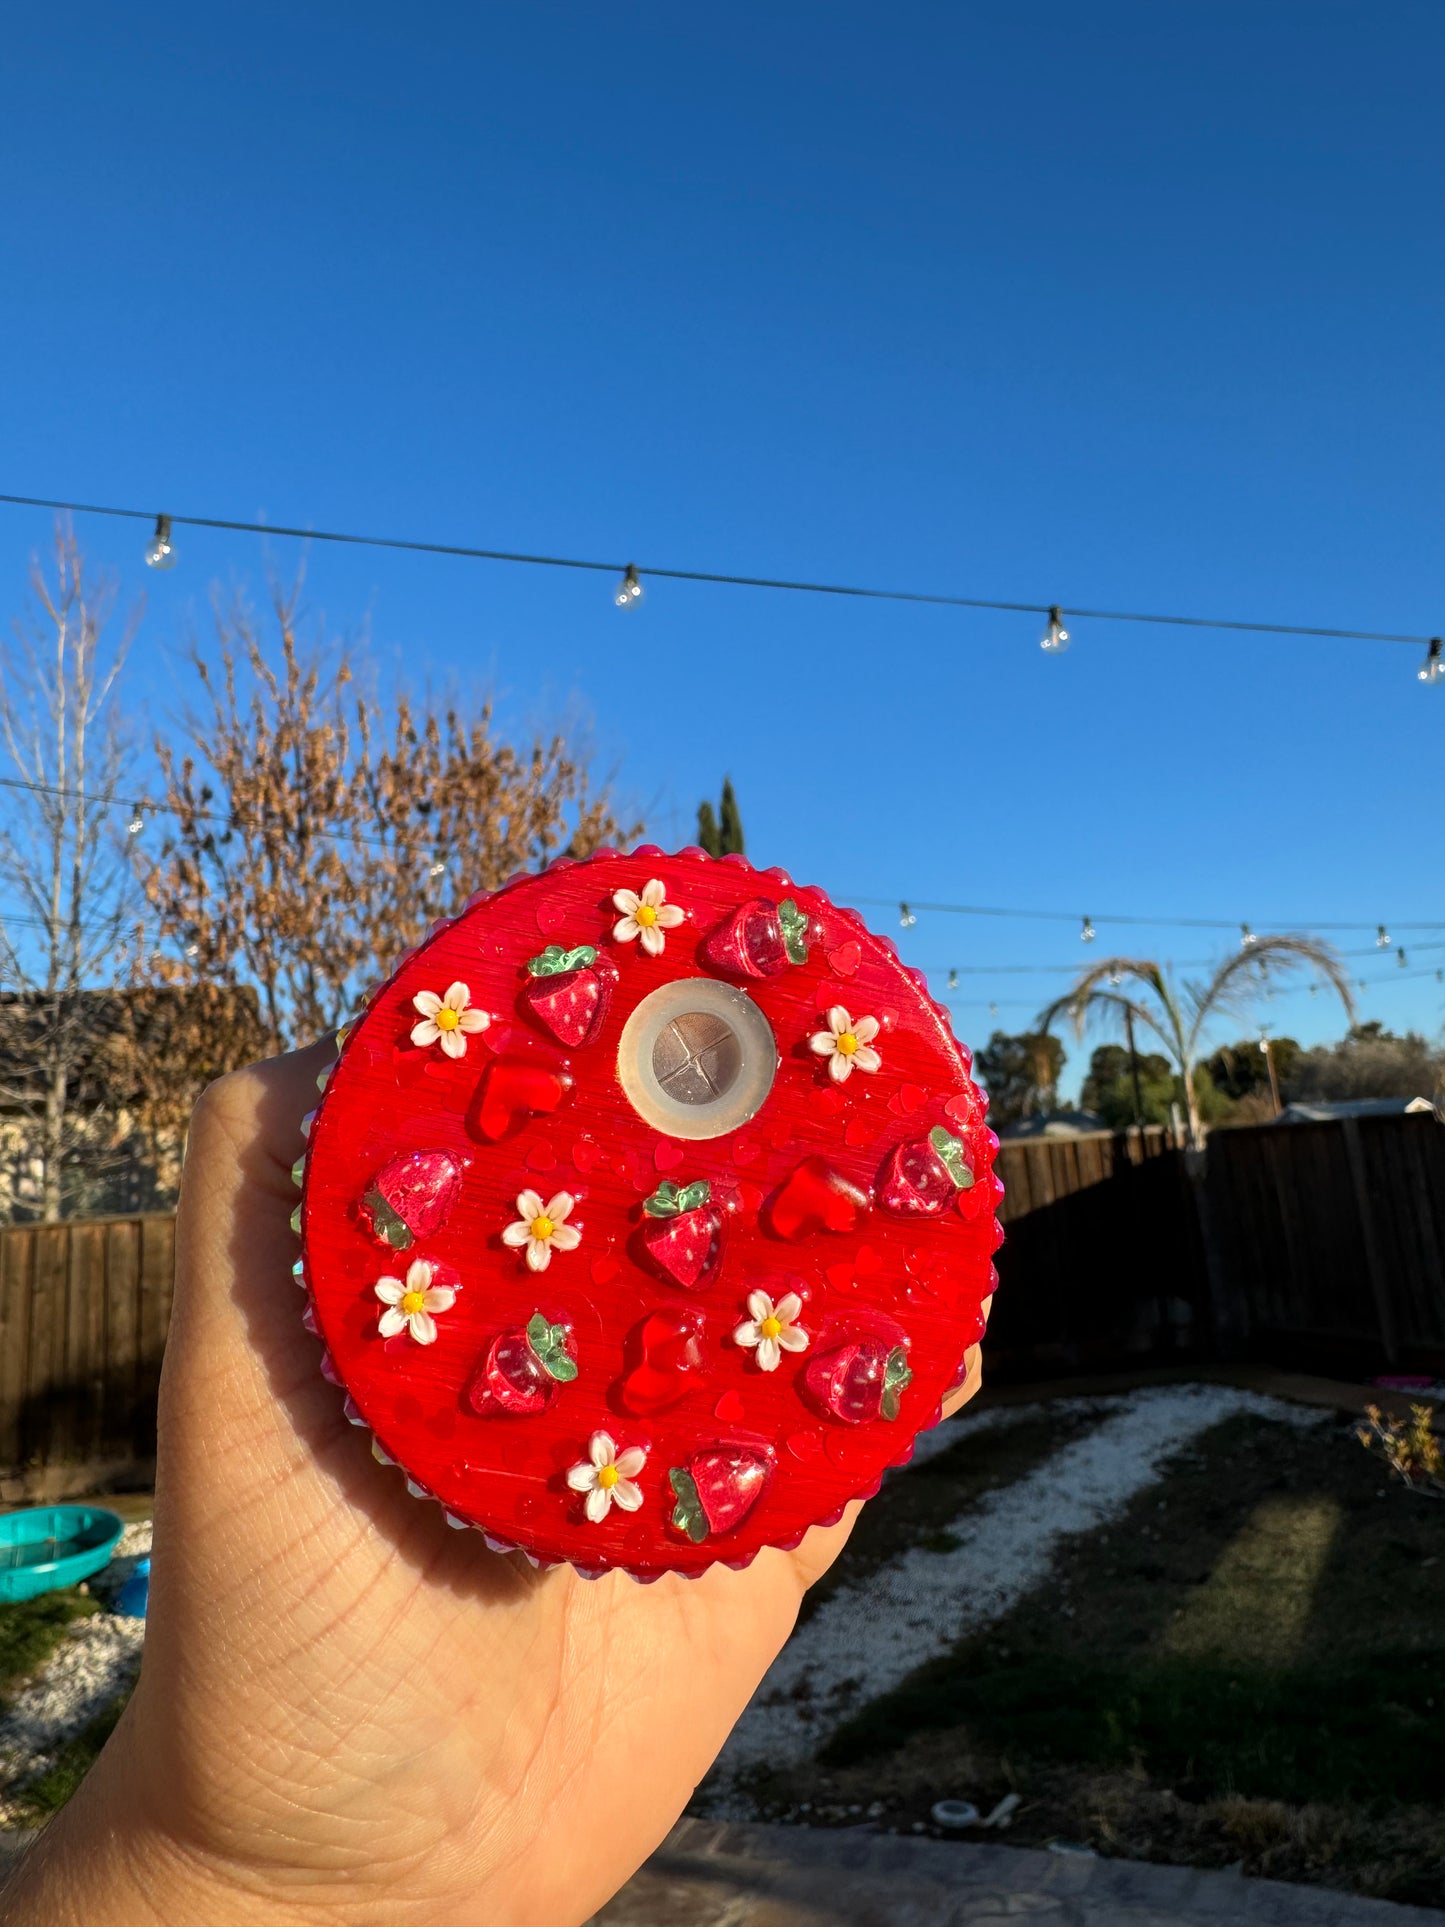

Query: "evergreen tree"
left=697, top=781, right=745, bottom=857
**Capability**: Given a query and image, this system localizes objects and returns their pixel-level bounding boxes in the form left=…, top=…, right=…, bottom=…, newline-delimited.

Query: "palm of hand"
left=119, top=1044, right=978, bottom=1926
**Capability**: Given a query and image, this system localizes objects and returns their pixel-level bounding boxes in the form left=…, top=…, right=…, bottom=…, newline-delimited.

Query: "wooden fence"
left=0, top=1115, right=1439, bottom=1479
left=0, top=1214, right=174, bottom=1491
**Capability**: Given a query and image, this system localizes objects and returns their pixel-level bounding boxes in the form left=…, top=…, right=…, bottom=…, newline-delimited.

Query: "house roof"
left=996, top=1109, right=1109, bottom=1139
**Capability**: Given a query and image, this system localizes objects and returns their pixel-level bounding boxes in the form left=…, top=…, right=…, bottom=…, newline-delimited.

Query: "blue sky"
left=0, top=3, right=1440, bottom=1091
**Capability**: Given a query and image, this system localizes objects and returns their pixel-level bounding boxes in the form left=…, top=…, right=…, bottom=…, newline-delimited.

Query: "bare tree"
left=0, top=523, right=143, bottom=1217
left=138, top=576, right=639, bottom=1053
left=1037, top=936, right=1356, bottom=1147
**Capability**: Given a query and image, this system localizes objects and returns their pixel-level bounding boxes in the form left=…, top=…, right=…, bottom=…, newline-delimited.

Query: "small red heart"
left=888, top=1083, right=929, bottom=1117
left=714, top=1391, right=745, bottom=1423
left=787, top=1430, right=823, bottom=1462
left=825, top=1262, right=855, bottom=1292
left=535, top=899, right=571, bottom=936
left=573, top=1138, right=603, bottom=1172
left=944, top=1094, right=975, bottom=1124
left=733, top=1135, right=761, bottom=1167
left=828, top=941, right=861, bottom=978
left=767, top=1122, right=792, bottom=1150
left=853, top=1242, right=882, bottom=1278
left=826, top=1433, right=854, bottom=1469
left=844, top=1117, right=875, bottom=1148
left=590, top=1254, right=619, bottom=1285
left=815, top=1087, right=845, bottom=1117
left=524, top=1143, right=556, bottom=1171
left=654, top=1140, right=685, bottom=1173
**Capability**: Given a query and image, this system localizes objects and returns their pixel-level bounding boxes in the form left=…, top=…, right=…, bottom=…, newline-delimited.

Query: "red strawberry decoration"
left=621, top=1306, right=709, bottom=1414
left=519, top=944, right=619, bottom=1048
left=769, top=1156, right=871, bottom=1240
left=878, top=1125, right=975, bottom=1219
left=467, top=1312, right=578, bottom=1416
left=641, top=1179, right=727, bottom=1290
left=805, top=1335, right=913, bottom=1424
left=360, top=1148, right=466, bottom=1250
left=700, top=896, right=810, bottom=979
left=669, top=1445, right=772, bottom=1541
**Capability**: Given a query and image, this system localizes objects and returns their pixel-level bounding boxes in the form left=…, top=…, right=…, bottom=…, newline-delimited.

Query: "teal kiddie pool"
left=0, top=1506, right=124, bottom=1603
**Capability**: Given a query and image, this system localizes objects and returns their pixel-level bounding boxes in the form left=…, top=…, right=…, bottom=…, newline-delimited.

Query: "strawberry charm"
left=360, top=1148, right=466, bottom=1250
left=519, top=944, right=619, bottom=1048
left=467, top=1312, right=578, bottom=1416
left=700, top=896, right=810, bottom=979
left=878, top=1126, right=975, bottom=1219
left=805, top=1335, right=914, bottom=1424
left=641, top=1178, right=727, bottom=1290
left=669, top=1446, right=772, bottom=1541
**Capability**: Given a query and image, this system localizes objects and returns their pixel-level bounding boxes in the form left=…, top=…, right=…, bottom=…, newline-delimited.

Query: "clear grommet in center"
left=616, top=979, right=777, bottom=1140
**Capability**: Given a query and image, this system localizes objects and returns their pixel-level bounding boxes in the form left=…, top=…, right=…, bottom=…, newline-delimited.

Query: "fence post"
left=1185, top=1143, right=1247, bottom=1357
left=1340, top=1118, right=1398, bottom=1366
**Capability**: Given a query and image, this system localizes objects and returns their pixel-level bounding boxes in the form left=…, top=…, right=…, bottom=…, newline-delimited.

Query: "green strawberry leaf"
left=880, top=1346, right=914, bottom=1421
left=526, top=1311, right=578, bottom=1382
left=778, top=897, right=810, bottom=966
left=363, top=1188, right=414, bottom=1250
left=643, top=1181, right=683, bottom=1218
left=526, top=943, right=598, bottom=978
left=669, top=1467, right=709, bottom=1542
left=929, top=1125, right=975, bottom=1192
left=674, top=1179, right=713, bottom=1212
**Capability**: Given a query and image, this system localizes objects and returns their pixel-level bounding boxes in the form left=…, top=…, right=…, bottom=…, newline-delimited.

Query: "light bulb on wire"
left=144, top=514, right=177, bottom=571
left=1240, top=924, right=1255, bottom=948
left=1419, top=638, right=1444, bottom=685
left=1398, top=947, right=1408, bottom=968
left=614, top=564, right=644, bottom=610
left=899, top=901, right=916, bottom=929
left=1081, top=916, right=1095, bottom=943
left=1377, top=924, right=1391, bottom=948
left=1039, top=605, right=1070, bottom=655
left=126, top=802, right=144, bottom=837
left=947, top=969, right=959, bottom=991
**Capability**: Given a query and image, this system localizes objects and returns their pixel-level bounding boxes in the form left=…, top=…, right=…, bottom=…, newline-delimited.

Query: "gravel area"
left=0, top=1521, right=150, bottom=1816
left=715, top=1386, right=1327, bottom=1782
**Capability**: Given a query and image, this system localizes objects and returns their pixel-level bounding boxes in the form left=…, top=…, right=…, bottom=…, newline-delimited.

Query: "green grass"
left=752, top=1407, right=1445, bottom=1906
left=0, top=1591, right=97, bottom=1695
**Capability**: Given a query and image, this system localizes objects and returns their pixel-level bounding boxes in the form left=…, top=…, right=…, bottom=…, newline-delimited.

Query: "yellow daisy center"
left=596, top=1464, right=620, bottom=1489
left=837, top=1031, right=859, bottom=1055
left=759, top=1315, right=783, bottom=1340
left=435, top=1006, right=461, bottom=1030
left=400, top=1289, right=427, bottom=1316
left=635, top=903, right=658, bottom=927
left=531, top=1215, right=555, bottom=1241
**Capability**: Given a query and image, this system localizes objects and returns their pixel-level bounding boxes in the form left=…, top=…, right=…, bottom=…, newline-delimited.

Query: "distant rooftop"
left=996, top=1109, right=1108, bottom=1139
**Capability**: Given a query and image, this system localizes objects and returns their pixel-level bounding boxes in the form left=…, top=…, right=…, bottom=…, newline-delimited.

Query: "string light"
left=1377, top=924, right=1391, bottom=947
left=988, top=1001, right=999, bottom=1017
left=143, top=514, right=177, bottom=571
left=947, top=969, right=959, bottom=991
left=1240, top=924, right=1255, bottom=948
left=614, top=564, right=644, bottom=610
left=3, top=491, right=1436, bottom=669
left=899, top=901, right=917, bottom=929
left=1420, top=638, right=1444, bottom=685
left=1081, top=916, right=1095, bottom=943
left=1399, top=947, right=1408, bottom=967
left=1039, top=605, right=1070, bottom=655
left=126, top=802, right=144, bottom=836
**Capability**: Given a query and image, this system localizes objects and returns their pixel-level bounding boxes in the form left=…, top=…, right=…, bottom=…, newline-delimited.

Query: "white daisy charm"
left=501, top=1189, right=581, bottom=1272
left=809, top=1005, right=882, bottom=1083
left=566, top=1431, right=647, bottom=1523
left=410, top=981, right=491, bottom=1059
left=374, top=1259, right=458, bottom=1346
left=612, top=879, right=685, bottom=957
left=733, top=1289, right=808, bottom=1372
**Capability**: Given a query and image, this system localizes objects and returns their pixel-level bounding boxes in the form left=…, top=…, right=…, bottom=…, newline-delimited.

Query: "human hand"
left=1, top=1042, right=983, bottom=1927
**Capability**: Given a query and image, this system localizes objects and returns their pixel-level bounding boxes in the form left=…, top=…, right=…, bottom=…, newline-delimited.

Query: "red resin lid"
left=297, top=847, right=1003, bottom=1580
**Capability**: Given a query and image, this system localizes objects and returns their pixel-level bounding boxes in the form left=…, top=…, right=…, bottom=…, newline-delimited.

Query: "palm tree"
left=1037, top=935, right=1356, bottom=1148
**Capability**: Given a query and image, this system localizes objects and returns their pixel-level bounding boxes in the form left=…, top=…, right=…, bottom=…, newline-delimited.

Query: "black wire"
left=0, top=490, right=1434, bottom=647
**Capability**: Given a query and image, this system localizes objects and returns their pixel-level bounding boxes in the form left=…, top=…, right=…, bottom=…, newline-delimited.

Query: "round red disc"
left=298, top=847, right=1002, bottom=1579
